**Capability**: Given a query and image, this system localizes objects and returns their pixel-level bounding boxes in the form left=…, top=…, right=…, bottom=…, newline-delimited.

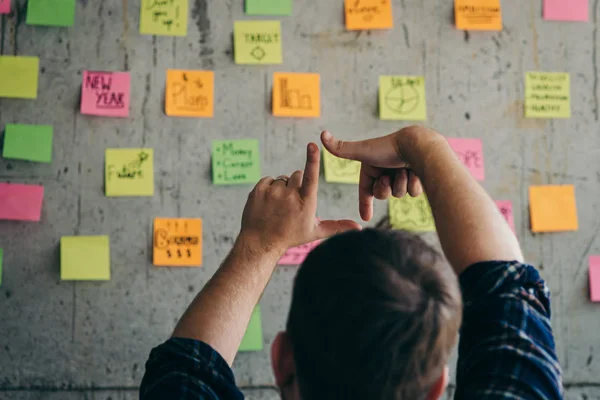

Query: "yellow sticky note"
left=234, top=21, right=283, bottom=64
left=379, top=76, right=427, bottom=121
left=345, top=0, right=393, bottom=30
left=0, top=56, right=39, bottom=99
left=61, top=236, right=110, bottom=280
left=272, top=72, right=320, bottom=118
left=105, top=149, right=154, bottom=197
left=140, top=0, right=188, bottom=36
left=166, top=70, right=214, bottom=118
left=529, top=185, right=578, bottom=232
left=525, top=72, right=571, bottom=119
left=455, top=0, right=502, bottom=31
left=323, top=148, right=360, bottom=184
left=153, top=218, right=202, bottom=266
left=389, top=195, right=435, bottom=232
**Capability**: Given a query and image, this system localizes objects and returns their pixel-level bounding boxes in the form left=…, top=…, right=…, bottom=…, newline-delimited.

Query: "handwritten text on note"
left=212, top=140, right=261, bottom=185
left=81, top=71, right=131, bottom=117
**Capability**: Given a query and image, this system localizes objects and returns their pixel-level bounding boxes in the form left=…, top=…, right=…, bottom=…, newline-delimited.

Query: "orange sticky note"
left=166, top=70, right=214, bottom=118
left=345, top=0, right=393, bottom=31
left=272, top=72, right=320, bottom=118
left=455, top=0, right=502, bottom=31
left=529, top=185, right=578, bottom=233
left=153, top=218, right=203, bottom=266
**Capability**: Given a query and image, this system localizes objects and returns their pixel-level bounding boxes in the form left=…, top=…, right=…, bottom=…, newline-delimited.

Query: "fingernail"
left=381, top=176, right=390, bottom=186
left=322, top=130, right=331, bottom=141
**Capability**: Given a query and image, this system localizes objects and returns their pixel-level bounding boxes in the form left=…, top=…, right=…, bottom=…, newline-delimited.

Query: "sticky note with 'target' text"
left=455, top=0, right=502, bottom=31
left=0, top=0, right=11, bottom=14
left=589, top=256, right=600, bottom=302
left=495, top=200, right=516, bottom=234
left=234, top=20, right=283, bottom=64
left=153, top=218, right=203, bottom=266
left=0, top=183, right=44, bottom=222
left=279, top=241, right=321, bottom=265
left=105, top=149, right=154, bottom=197
left=525, top=72, right=570, bottom=119
left=447, top=138, right=485, bottom=181
left=345, top=0, right=393, bottom=30
left=140, top=0, right=188, bottom=36
left=529, top=185, right=578, bottom=233
left=273, top=73, right=320, bottom=118
left=0, top=56, right=39, bottom=99
left=239, top=305, right=264, bottom=352
left=81, top=71, right=131, bottom=118
left=166, top=70, right=214, bottom=118
left=544, top=0, right=588, bottom=21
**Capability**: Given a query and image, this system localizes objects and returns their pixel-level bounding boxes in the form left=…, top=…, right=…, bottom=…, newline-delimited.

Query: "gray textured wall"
left=1, top=0, right=599, bottom=398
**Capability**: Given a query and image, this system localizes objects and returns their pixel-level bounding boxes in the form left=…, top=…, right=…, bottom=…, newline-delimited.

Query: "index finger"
left=321, top=130, right=402, bottom=168
left=358, top=164, right=384, bottom=222
left=300, top=142, right=320, bottom=199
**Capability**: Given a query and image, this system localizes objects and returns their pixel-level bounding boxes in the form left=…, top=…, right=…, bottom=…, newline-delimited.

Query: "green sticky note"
left=389, top=195, right=435, bottom=232
left=0, top=249, right=3, bottom=286
left=0, top=56, right=39, bottom=99
left=234, top=21, right=283, bottom=64
left=3, top=124, right=53, bottom=163
left=525, top=72, right=571, bottom=119
left=140, top=0, right=188, bottom=36
left=26, top=0, right=76, bottom=27
left=212, top=140, right=261, bottom=185
left=379, top=75, right=427, bottom=121
left=105, top=149, right=154, bottom=197
left=246, top=0, right=292, bottom=15
left=239, top=306, right=264, bottom=352
left=323, top=148, right=360, bottom=184
left=61, top=236, right=110, bottom=280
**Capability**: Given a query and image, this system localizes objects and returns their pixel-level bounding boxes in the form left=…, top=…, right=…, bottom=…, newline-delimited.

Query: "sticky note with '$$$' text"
left=455, top=0, right=502, bottom=31
left=81, top=71, right=131, bottom=117
left=140, top=0, right=188, bottom=36
left=345, top=0, right=393, bottom=30
left=273, top=73, right=320, bottom=118
left=153, top=218, right=203, bottom=266
left=234, top=21, right=283, bottom=64
left=529, top=185, right=578, bottom=232
left=323, top=148, right=360, bottom=184
left=166, top=70, right=214, bottom=118
left=105, top=149, right=154, bottom=196
left=0, top=56, right=39, bottom=99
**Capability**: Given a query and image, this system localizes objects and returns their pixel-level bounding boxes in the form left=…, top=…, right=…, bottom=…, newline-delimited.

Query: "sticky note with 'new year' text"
left=455, top=0, right=502, bottom=31
left=140, top=0, right=188, bottom=36
left=590, top=256, right=600, bottom=302
left=246, top=0, right=292, bottom=15
left=379, top=76, right=427, bottom=121
left=3, top=124, right=53, bottom=163
left=389, top=195, right=435, bottom=232
left=544, top=0, right=588, bottom=21
left=279, top=241, right=321, bottom=265
left=153, top=218, right=203, bottom=266
left=239, top=305, right=264, bottom=352
left=0, top=183, right=44, bottom=222
left=345, top=0, right=393, bottom=30
left=525, top=72, right=570, bottom=119
left=273, top=73, right=320, bottom=118
left=81, top=71, right=131, bottom=118
left=495, top=200, right=516, bottom=234
left=0, top=56, right=39, bottom=99
left=529, top=185, right=578, bottom=232
left=447, top=138, right=485, bottom=181
left=0, top=0, right=11, bottom=14
left=105, top=149, right=154, bottom=196
left=234, top=21, right=283, bottom=64
left=166, top=70, right=214, bottom=118
left=323, top=148, right=361, bottom=184
left=212, top=140, right=261, bottom=185
left=26, top=0, right=76, bottom=26
left=61, top=236, right=110, bottom=280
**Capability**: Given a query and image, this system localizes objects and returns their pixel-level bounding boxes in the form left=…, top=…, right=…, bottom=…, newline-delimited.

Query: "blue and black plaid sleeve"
left=455, top=261, right=563, bottom=399
left=140, top=337, right=244, bottom=400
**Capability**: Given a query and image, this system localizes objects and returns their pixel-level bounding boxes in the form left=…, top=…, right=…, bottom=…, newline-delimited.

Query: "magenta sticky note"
left=81, top=71, right=131, bottom=118
left=589, top=256, right=600, bottom=302
left=279, top=241, right=321, bottom=265
left=0, top=0, right=10, bottom=14
left=0, top=183, right=44, bottom=221
left=544, top=0, right=588, bottom=21
left=495, top=200, right=516, bottom=234
left=447, top=138, right=485, bottom=181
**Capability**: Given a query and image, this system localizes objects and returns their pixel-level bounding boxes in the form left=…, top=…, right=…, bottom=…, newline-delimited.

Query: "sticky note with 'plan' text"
left=81, top=71, right=131, bottom=118
left=166, top=69, right=214, bottom=118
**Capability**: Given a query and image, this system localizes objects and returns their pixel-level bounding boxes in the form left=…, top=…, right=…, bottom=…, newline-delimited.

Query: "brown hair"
left=286, top=229, right=462, bottom=400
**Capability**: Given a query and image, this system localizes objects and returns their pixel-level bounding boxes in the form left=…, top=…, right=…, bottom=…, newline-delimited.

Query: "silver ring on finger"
left=273, top=175, right=289, bottom=184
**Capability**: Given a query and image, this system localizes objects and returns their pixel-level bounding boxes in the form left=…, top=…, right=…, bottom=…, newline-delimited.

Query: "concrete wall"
left=0, top=0, right=599, bottom=398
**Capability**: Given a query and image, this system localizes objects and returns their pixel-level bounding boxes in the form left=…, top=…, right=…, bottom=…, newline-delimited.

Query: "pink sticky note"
left=495, top=200, right=516, bottom=234
left=544, top=0, right=588, bottom=22
left=279, top=241, right=321, bottom=265
left=0, top=0, right=10, bottom=14
left=447, top=138, right=485, bottom=181
left=590, top=256, right=600, bottom=302
left=0, top=183, right=44, bottom=221
left=81, top=71, right=131, bottom=118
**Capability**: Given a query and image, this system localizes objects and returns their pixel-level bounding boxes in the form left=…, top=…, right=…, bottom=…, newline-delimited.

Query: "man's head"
left=271, top=229, right=462, bottom=400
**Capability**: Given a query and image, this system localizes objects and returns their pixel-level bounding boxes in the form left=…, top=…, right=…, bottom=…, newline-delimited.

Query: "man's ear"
left=271, top=331, right=296, bottom=388
left=427, top=365, right=449, bottom=400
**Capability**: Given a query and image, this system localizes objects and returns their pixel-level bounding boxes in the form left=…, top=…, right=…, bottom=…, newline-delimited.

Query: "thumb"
left=314, top=219, right=362, bottom=240
left=321, top=130, right=403, bottom=167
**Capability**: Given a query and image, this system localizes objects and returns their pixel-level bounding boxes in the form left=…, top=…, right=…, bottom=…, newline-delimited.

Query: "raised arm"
left=321, top=126, right=523, bottom=275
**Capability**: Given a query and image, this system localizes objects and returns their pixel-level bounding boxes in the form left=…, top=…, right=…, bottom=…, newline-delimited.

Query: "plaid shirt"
left=140, top=261, right=563, bottom=399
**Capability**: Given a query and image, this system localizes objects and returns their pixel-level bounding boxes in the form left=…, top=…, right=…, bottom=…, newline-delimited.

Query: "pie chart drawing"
left=384, top=83, right=420, bottom=115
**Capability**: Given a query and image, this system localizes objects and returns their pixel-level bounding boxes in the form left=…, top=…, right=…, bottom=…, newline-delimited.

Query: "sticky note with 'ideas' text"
left=455, top=0, right=502, bottom=31
left=447, top=138, right=485, bottom=181
left=153, top=218, right=203, bottom=266
left=166, top=70, right=214, bottom=118
left=105, top=149, right=154, bottom=196
left=345, top=0, right=393, bottom=30
left=273, top=73, right=320, bottom=118
left=234, top=21, right=283, bottom=64
left=0, top=56, right=39, bottom=99
left=529, top=185, right=578, bottom=232
left=0, top=183, right=44, bottom=222
left=81, top=71, right=131, bottom=117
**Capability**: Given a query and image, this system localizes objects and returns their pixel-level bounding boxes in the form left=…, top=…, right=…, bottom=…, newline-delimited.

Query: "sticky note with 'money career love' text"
left=26, top=0, right=76, bottom=26
left=239, top=305, right=264, bottom=352
left=212, top=140, right=261, bottom=185
left=345, top=0, right=393, bottom=30
left=525, top=72, right=571, bottom=119
left=234, top=21, right=283, bottom=64
left=81, top=71, right=131, bottom=118
left=61, top=236, right=110, bottom=280
left=140, top=0, right=188, bottom=36
left=105, top=149, right=154, bottom=196
left=153, top=218, right=203, bottom=266
left=529, top=185, right=578, bottom=232
left=3, top=124, right=53, bottom=163
left=389, top=195, right=436, bottom=232
left=0, top=0, right=11, bottom=14
left=379, top=76, right=427, bottom=121
left=0, top=183, right=44, bottom=222
left=544, top=0, right=588, bottom=21
left=455, top=0, right=502, bottom=31
left=279, top=241, right=321, bottom=265
left=166, top=69, right=214, bottom=118
left=447, top=138, right=485, bottom=181
left=323, top=148, right=361, bottom=184
left=273, top=72, right=320, bottom=118
left=246, top=0, right=292, bottom=15
left=0, top=56, right=39, bottom=99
